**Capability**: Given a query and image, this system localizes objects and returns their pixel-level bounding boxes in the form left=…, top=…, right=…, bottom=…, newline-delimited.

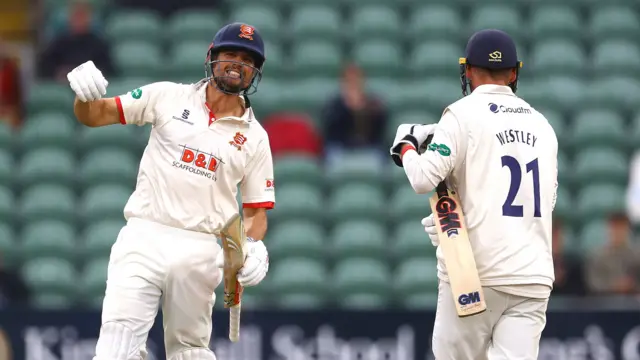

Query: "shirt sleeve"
left=241, top=136, right=275, bottom=209
left=114, top=82, right=169, bottom=126
left=401, top=109, right=466, bottom=194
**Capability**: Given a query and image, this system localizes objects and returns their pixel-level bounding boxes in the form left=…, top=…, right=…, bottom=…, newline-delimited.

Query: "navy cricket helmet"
left=205, top=22, right=266, bottom=96
left=459, top=29, right=522, bottom=96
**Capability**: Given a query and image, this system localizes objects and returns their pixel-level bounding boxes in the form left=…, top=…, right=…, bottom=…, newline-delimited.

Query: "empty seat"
left=80, top=185, right=130, bottom=223
left=20, top=184, right=76, bottom=223
left=113, top=41, right=162, bottom=78
left=530, top=5, right=582, bottom=40
left=590, top=6, right=640, bottom=42
left=0, top=149, right=13, bottom=187
left=168, top=10, right=224, bottom=44
left=79, top=148, right=138, bottom=188
left=570, top=110, right=626, bottom=150
left=573, top=148, right=628, bottom=187
left=326, top=151, right=384, bottom=188
left=331, top=220, right=386, bottom=261
left=392, top=221, right=436, bottom=261
left=82, top=220, right=125, bottom=259
left=289, top=5, right=341, bottom=41
left=411, top=40, right=462, bottom=76
left=586, top=77, right=640, bottom=112
left=394, top=258, right=439, bottom=303
left=538, top=107, right=566, bottom=139
left=167, top=41, right=211, bottom=80
left=290, top=41, right=341, bottom=76
left=389, top=186, right=433, bottom=224
left=0, top=223, right=17, bottom=266
left=27, top=81, right=74, bottom=116
left=268, top=221, right=325, bottom=260
left=557, top=150, right=573, bottom=188
left=79, top=257, right=109, bottom=304
left=286, top=78, right=338, bottom=112
left=353, top=40, right=401, bottom=76
left=523, top=77, right=586, bottom=112
left=78, top=119, right=142, bottom=151
left=530, top=40, right=586, bottom=75
left=0, top=122, right=12, bottom=151
left=260, top=40, right=285, bottom=76
left=327, top=184, right=385, bottom=223
left=469, top=6, right=522, bottom=39
left=19, top=113, right=76, bottom=150
left=270, top=258, right=328, bottom=301
left=228, top=6, right=281, bottom=40
left=22, top=258, right=77, bottom=295
left=576, top=184, right=626, bottom=220
left=350, top=6, right=401, bottom=40
left=408, top=5, right=463, bottom=41
left=268, top=183, right=323, bottom=224
left=21, top=221, right=77, bottom=261
left=18, top=148, right=75, bottom=188
left=273, top=155, right=323, bottom=188
left=399, top=78, right=461, bottom=113
left=554, top=185, right=573, bottom=222
left=31, top=293, right=75, bottom=310
left=592, top=40, right=640, bottom=77
left=333, top=258, right=391, bottom=308
left=0, top=186, right=14, bottom=224
left=105, top=10, right=162, bottom=43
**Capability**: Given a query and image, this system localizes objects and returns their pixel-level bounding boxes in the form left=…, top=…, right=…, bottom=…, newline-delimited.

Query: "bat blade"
left=220, top=213, right=246, bottom=342
left=429, top=182, right=487, bottom=317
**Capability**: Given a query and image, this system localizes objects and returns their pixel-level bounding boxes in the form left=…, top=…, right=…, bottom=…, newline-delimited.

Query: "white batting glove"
left=390, top=124, right=436, bottom=167
left=216, top=238, right=269, bottom=287
left=421, top=214, right=440, bottom=247
left=67, top=60, right=109, bottom=102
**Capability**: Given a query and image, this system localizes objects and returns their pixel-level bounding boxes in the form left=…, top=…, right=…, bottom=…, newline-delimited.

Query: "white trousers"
left=432, top=281, right=548, bottom=360
left=96, top=218, right=222, bottom=360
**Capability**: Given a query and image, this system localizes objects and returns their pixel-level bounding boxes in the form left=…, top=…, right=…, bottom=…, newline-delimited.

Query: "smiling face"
left=212, top=49, right=257, bottom=94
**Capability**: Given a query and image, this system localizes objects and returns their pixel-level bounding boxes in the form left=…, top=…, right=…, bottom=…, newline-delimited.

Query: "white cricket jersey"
left=114, top=79, right=275, bottom=235
left=402, top=85, right=558, bottom=297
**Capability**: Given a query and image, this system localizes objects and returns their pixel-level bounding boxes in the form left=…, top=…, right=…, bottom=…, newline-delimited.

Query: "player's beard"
left=214, top=64, right=252, bottom=94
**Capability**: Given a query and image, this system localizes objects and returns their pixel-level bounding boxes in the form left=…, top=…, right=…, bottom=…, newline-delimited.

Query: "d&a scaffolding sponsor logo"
left=265, top=178, right=275, bottom=192
left=173, top=145, right=224, bottom=181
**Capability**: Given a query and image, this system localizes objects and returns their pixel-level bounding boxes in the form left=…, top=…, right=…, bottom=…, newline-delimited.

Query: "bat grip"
left=229, top=303, right=241, bottom=342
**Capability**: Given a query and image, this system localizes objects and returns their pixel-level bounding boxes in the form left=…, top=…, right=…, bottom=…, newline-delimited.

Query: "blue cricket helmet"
left=459, top=29, right=522, bottom=96
left=205, top=22, right=266, bottom=96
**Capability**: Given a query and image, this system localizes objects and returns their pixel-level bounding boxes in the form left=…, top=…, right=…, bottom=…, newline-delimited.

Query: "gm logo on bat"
left=458, top=291, right=482, bottom=306
left=434, top=193, right=462, bottom=238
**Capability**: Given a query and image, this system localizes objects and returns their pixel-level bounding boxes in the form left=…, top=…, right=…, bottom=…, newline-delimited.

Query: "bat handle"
left=229, top=303, right=241, bottom=342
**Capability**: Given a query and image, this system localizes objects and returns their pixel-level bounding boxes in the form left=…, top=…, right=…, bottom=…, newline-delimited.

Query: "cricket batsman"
left=390, top=29, right=558, bottom=359
left=67, top=23, right=274, bottom=360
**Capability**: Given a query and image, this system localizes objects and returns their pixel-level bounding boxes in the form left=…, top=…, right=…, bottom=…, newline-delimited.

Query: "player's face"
left=213, top=50, right=256, bottom=93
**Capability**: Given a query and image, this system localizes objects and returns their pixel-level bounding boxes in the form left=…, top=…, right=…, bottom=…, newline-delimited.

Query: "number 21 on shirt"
left=501, top=156, right=541, bottom=218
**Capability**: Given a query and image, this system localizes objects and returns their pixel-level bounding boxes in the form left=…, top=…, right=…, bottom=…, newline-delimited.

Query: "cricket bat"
left=220, top=213, right=246, bottom=342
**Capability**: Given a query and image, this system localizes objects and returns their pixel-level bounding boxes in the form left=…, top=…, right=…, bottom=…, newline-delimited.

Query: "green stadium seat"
left=327, top=184, right=385, bottom=223
left=249, top=78, right=287, bottom=116
left=113, top=41, right=163, bottom=78
left=0, top=223, right=17, bottom=267
left=411, top=40, right=462, bottom=76
left=167, top=41, right=210, bottom=81
left=579, top=220, right=608, bottom=253
left=27, top=81, right=74, bottom=116
left=21, top=221, right=77, bottom=261
left=469, top=6, right=522, bottom=39
left=530, top=40, right=586, bottom=76
left=273, top=294, right=325, bottom=310
left=289, top=5, right=342, bottom=41
left=18, top=148, right=75, bottom=188
left=273, top=155, right=323, bottom=188
left=20, top=184, right=76, bottom=223
left=0, top=122, right=12, bottom=151
left=79, top=148, right=138, bottom=188
left=592, top=40, right=640, bottom=77
left=586, top=77, right=640, bottom=113
left=79, top=257, right=109, bottom=306
left=353, top=40, right=401, bottom=76
left=78, top=124, right=140, bottom=152
left=538, top=108, right=566, bottom=140
left=394, top=258, right=439, bottom=301
left=268, top=221, right=325, bottom=260
left=0, top=150, right=13, bottom=187
left=82, top=220, right=125, bottom=260
left=392, top=220, right=435, bottom=262
left=330, top=220, right=386, bottom=261
left=333, top=258, right=390, bottom=307
left=408, top=5, right=464, bottom=41
left=290, top=41, right=341, bottom=77
left=22, top=258, right=77, bottom=296
left=589, top=6, right=640, bottom=42
left=0, top=186, right=14, bottom=224
left=228, top=6, right=281, bottom=40
left=576, top=184, right=626, bottom=221
left=570, top=110, right=626, bottom=150
left=573, top=148, right=628, bottom=187
left=105, top=11, right=162, bottom=43
left=389, top=186, right=433, bottom=224
left=530, top=5, right=582, bottom=41
left=80, top=185, right=130, bottom=223
left=522, top=77, right=586, bottom=113
left=340, top=293, right=389, bottom=310
left=366, top=77, right=403, bottom=110
left=261, top=41, right=285, bottom=76
left=270, top=258, right=328, bottom=303
left=267, top=183, right=323, bottom=224
left=350, top=6, right=401, bottom=41
left=168, top=10, right=224, bottom=44
left=19, top=113, right=76, bottom=150
left=287, top=78, right=339, bottom=113
left=557, top=150, right=573, bottom=188
left=399, top=78, right=461, bottom=113
left=326, top=151, right=383, bottom=188
left=402, top=292, right=438, bottom=310
left=554, top=185, right=573, bottom=223
left=31, top=293, right=75, bottom=310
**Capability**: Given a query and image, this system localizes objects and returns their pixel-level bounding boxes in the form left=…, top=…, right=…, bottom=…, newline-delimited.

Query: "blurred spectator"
left=263, top=112, right=323, bottom=158
left=586, top=213, right=640, bottom=295
left=552, top=220, right=586, bottom=296
left=0, top=253, right=30, bottom=308
left=0, top=41, right=22, bottom=128
left=321, top=63, right=388, bottom=165
left=38, top=0, right=114, bottom=82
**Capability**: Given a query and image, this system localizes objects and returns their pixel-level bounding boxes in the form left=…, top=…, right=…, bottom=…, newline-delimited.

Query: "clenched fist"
left=67, top=61, right=109, bottom=102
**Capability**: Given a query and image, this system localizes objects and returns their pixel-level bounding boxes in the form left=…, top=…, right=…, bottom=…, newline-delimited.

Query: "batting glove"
left=422, top=214, right=440, bottom=247
left=67, top=60, right=109, bottom=102
left=390, top=124, right=436, bottom=167
left=216, top=237, right=269, bottom=287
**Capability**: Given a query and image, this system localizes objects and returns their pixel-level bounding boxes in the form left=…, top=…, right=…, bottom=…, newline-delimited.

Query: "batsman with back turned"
left=390, top=29, right=558, bottom=359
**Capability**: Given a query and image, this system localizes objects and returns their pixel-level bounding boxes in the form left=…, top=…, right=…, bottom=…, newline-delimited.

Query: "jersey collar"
left=195, top=79, right=255, bottom=125
left=472, top=85, right=515, bottom=96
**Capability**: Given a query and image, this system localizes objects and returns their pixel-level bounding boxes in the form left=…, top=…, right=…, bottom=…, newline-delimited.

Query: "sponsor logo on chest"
left=172, top=145, right=225, bottom=181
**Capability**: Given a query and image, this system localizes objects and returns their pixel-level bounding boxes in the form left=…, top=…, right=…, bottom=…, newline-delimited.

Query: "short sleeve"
left=114, top=82, right=169, bottom=126
left=241, top=136, right=275, bottom=209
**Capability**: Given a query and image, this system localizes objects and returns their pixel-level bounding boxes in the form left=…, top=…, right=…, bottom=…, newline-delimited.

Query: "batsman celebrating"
left=390, top=29, right=558, bottom=359
left=67, top=23, right=274, bottom=360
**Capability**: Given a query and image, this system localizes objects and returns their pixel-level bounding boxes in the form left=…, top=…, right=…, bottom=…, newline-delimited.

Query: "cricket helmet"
left=205, top=22, right=265, bottom=96
left=459, top=29, right=522, bottom=96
